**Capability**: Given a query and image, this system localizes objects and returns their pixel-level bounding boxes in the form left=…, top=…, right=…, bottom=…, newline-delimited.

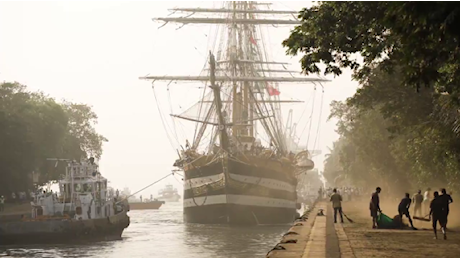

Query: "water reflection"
left=183, top=224, right=288, bottom=258
left=0, top=203, right=290, bottom=258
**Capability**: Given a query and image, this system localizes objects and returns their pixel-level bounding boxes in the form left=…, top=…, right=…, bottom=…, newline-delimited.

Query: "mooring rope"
left=117, top=173, right=172, bottom=203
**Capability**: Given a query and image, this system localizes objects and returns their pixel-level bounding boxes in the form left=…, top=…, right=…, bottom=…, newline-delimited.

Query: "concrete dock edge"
left=267, top=201, right=352, bottom=258
left=266, top=201, right=320, bottom=258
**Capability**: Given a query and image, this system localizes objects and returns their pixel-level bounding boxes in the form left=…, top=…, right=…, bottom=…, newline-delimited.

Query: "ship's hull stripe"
left=185, top=159, right=295, bottom=183
left=183, top=184, right=297, bottom=201
left=183, top=194, right=296, bottom=209
left=184, top=173, right=296, bottom=192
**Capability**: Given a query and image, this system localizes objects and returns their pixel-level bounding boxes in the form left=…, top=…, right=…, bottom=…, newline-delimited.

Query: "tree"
left=349, top=68, right=460, bottom=191
left=0, top=82, right=107, bottom=194
left=322, top=65, right=460, bottom=193
left=285, top=3, right=460, bottom=192
left=322, top=142, right=343, bottom=185
left=61, top=102, right=108, bottom=159
left=283, top=2, right=460, bottom=95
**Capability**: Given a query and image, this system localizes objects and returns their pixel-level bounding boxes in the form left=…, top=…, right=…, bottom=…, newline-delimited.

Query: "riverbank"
left=268, top=200, right=460, bottom=258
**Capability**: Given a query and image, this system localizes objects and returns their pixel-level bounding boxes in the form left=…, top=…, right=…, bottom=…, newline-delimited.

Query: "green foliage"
left=61, top=102, right=108, bottom=159
left=322, top=67, right=460, bottom=193
left=0, top=82, right=107, bottom=194
left=283, top=2, right=460, bottom=94
left=287, top=1, right=460, bottom=193
left=322, top=143, right=341, bottom=185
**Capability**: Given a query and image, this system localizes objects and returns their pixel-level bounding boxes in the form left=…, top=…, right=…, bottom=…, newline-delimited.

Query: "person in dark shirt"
left=439, top=188, right=453, bottom=227
left=398, top=193, right=415, bottom=229
left=369, top=187, right=381, bottom=229
left=430, top=191, right=447, bottom=240
left=412, top=190, right=424, bottom=217
left=330, top=188, right=344, bottom=223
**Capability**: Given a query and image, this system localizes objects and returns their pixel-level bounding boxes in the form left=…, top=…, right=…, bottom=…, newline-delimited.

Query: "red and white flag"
left=266, top=84, right=280, bottom=96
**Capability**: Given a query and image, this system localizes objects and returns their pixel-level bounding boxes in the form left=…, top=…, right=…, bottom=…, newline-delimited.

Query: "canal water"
left=0, top=203, right=290, bottom=258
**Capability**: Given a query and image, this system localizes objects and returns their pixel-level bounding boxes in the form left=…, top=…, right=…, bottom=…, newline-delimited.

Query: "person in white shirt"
left=424, top=188, right=432, bottom=215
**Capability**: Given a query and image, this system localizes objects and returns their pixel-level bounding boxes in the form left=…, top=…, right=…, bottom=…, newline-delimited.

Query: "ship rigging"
left=140, top=1, right=329, bottom=225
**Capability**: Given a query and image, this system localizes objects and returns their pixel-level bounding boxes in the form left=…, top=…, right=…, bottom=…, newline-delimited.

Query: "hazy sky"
left=0, top=1, right=358, bottom=197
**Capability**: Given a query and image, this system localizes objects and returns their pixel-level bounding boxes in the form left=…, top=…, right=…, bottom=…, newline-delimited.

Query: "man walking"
left=439, top=188, right=453, bottom=227
left=412, top=190, right=424, bottom=217
left=330, top=188, right=343, bottom=223
left=430, top=191, right=447, bottom=240
left=370, top=187, right=382, bottom=229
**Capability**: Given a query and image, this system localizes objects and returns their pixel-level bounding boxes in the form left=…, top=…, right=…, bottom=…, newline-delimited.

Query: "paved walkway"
left=269, top=199, right=460, bottom=258
left=267, top=201, right=354, bottom=258
left=302, top=202, right=354, bottom=258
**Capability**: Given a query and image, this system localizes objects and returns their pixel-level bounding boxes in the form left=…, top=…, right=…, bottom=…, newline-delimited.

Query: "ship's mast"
left=230, top=2, right=239, bottom=141
left=167, top=7, right=298, bottom=15
left=140, top=1, right=329, bottom=154
left=209, top=51, right=230, bottom=151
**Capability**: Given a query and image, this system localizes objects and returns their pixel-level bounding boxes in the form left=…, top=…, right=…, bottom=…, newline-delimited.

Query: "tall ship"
left=156, top=184, right=181, bottom=202
left=0, top=158, right=130, bottom=244
left=140, top=1, right=328, bottom=224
